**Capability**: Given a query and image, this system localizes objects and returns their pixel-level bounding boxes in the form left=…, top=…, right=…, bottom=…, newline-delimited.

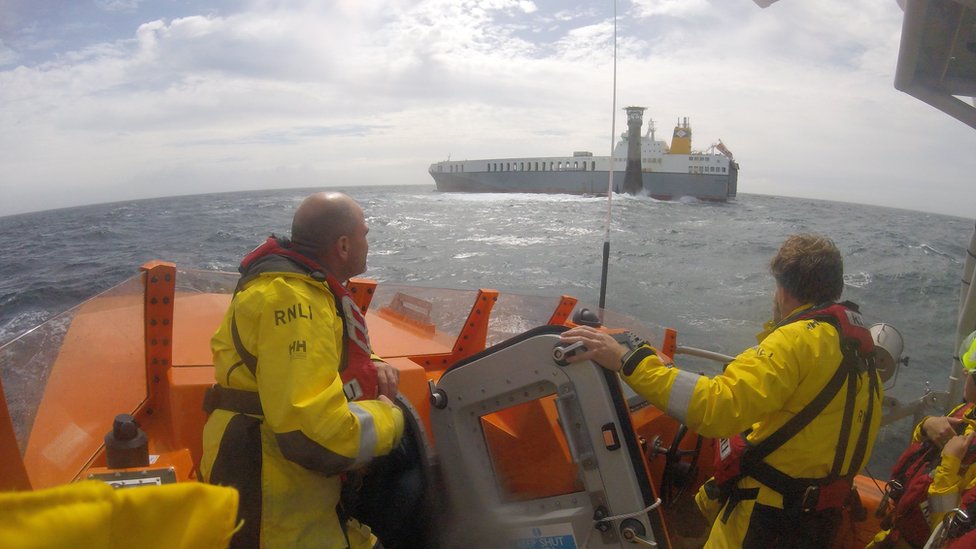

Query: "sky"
left=0, top=0, right=974, bottom=218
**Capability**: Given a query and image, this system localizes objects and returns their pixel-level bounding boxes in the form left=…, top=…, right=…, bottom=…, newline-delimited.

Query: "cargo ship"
left=429, top=109, right=738, bottom=202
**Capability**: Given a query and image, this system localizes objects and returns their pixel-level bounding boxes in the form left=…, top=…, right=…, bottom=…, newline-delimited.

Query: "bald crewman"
left=201, top=192, right=404, bottom=549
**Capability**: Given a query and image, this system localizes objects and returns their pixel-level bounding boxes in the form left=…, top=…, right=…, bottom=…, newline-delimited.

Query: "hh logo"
left=274, top=303, right=314, bottom=326
left=289, top=339, right=307, bottom=358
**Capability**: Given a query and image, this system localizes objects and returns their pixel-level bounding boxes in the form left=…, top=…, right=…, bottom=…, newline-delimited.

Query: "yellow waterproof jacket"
left=622, top=305, right=881, bottom=546
left=0, top=480, right=238, bottom=549
left=924, top=406, right=976, bottom=528
left=200, top=270, right=404, bottom=548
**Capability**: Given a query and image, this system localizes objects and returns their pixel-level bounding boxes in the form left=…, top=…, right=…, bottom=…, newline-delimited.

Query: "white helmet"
left=870, top=323, right=904, bottom=382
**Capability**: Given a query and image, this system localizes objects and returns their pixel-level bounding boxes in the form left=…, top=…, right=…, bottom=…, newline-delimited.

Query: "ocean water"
left=0, top=185, right=972, bottom=474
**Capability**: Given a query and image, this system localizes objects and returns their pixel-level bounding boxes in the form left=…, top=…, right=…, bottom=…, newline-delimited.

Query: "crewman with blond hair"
left=560, top=234, right=882, bottom=548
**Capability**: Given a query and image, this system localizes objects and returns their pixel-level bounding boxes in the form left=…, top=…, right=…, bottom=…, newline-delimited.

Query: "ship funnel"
left=623, top=106, right=646, bottom=195
left=670, top=117, right=692, bottom=155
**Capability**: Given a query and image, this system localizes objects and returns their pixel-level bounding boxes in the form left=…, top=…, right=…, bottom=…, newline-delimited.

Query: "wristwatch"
left=620, top=345, right=656, bottom=375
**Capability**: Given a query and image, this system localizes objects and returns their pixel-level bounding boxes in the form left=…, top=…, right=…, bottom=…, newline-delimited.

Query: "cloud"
left=0, top=0, right=973, bottom=218
left=0, top=39, right=17, bottom=66
left=631, top=0, right=710, bottom=18
left=94, top=0, right=145, bottom=13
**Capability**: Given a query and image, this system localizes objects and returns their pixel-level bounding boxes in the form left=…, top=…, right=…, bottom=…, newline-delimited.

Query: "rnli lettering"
left=343, top=379, right=363, bottom=401
left=719, top=437, right=732, bottom=460
left=274, top=303, right=314, bottom=326
left=340, top=295, right=372, bottom=354
left=845, top=309, right=866, bottom=328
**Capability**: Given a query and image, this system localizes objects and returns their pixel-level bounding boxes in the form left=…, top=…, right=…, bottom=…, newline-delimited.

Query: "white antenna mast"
left=598, top=0, right=618, bottom=312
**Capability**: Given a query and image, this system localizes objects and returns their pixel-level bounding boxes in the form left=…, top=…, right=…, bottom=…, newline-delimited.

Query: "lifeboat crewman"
left=560, top=234, right=882, bottom=548
left=200, top=192, right=404, bottom=549
left=867, top=331, right=976, bottom=548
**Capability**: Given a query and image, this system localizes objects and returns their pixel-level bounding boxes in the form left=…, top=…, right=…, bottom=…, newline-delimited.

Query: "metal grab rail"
left=674, top=343, right=940, bottom=429
left=674, top=345, right=735, bottom=365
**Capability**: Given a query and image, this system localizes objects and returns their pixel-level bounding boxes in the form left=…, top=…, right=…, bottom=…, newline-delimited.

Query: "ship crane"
left=715, top=139, right=735, bottom=161
left=644, top=119, right=656, bottom=141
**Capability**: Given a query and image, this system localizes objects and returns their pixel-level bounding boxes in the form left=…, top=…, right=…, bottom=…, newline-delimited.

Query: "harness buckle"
left=800, top=485, right=821, bottom=513
left=946, top=507, right=973, bottom=539
left=877, top=479, right=903, bottom=517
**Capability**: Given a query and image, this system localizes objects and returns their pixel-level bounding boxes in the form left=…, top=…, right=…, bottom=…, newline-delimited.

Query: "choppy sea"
left=1, top=185, right=972, bottom=474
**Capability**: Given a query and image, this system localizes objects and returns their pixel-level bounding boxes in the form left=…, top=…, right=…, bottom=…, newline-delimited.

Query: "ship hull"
left=431, top=166, right=737, bottom=201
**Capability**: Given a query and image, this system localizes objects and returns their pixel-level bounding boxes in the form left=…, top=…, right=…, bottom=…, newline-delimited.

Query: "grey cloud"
left=94, top=0, right=144, bottom=13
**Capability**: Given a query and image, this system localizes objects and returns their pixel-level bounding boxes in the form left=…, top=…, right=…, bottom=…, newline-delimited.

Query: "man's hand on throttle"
left=559, top=326, right=629, bottom=371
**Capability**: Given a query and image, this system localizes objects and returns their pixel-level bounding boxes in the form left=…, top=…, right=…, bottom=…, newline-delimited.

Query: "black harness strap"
left=848, top=364, right=880, bottom=478
left=204, top=385, right=264, bottom=416
left=209, top=413, right=263, bottom=549
left=722, top=487, right=760, bottom=523
left=231, top=314, right=259, bottom=377
left=829, top=366, right=858, bottom=479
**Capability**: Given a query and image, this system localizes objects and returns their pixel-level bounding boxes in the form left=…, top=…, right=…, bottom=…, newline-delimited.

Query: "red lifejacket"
left=879, top=403, right=976, bottom=548
left=946, top=529, right=976, bottom=549
left=234, top=236, right=379, bottom=401
left=710, top=302, right=878, bottom=517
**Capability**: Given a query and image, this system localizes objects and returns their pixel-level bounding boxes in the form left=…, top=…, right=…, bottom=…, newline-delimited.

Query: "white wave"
left=918, top=243, right=956, bottom=260
left=560, top=226, right=598, bottom=237
left=429, top=192, right=605, bottom=204
left=459, top=235, right=549, bottom=246
left=0, top=310, right=56, bottom=347
left=844, top=271, right=873, bottom=288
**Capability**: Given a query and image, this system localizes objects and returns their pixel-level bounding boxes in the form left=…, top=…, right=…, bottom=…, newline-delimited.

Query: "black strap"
left=848, top=363, right=879, bottom=477
left=204, top=385, right=263, bottom=416
left=721, top=486, right=760, bottom=523
left=209, top=413, right=263, bottom=549
left=231, top=314, right=258, bottom=377
left=829, top=368, right=858, bottom=478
